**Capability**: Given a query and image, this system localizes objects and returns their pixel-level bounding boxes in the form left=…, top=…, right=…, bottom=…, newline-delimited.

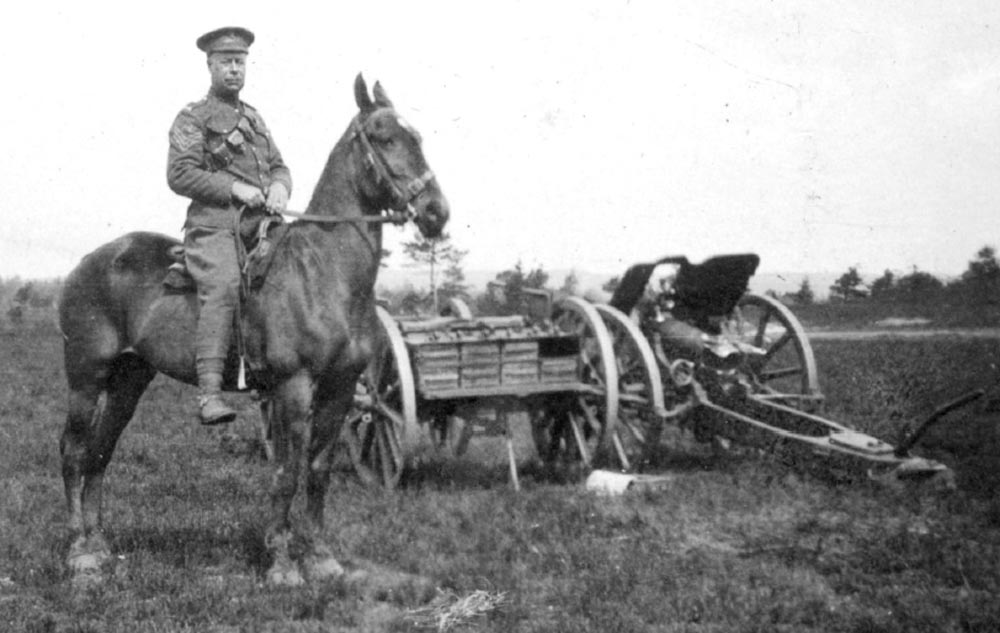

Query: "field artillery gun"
left=343, top=291, right=629, bottom=488
left=335, top=252, right=979, bottom=489
left=597, top=253, right=982, bottom=486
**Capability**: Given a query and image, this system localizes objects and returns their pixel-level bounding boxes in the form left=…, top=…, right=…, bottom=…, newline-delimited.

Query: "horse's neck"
left=304, top=139, right=360, bottom=217
left=293, top=142, right=383, bottom=284
left=291, top=220, right=382, bottom=282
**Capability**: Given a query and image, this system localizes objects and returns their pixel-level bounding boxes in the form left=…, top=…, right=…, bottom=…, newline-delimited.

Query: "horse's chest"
left=259, top=314, right=371, bottom=375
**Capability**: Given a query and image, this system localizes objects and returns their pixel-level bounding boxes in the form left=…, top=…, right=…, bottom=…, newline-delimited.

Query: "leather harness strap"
left=349, top=115, right=435, bottom=212
left=276, top=208, right=411, bottom=225
left=270, top=113, right=434, bottom=226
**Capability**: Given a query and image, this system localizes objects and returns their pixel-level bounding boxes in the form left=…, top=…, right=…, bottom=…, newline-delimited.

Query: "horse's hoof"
left=88, top=530, right=111, bottom=555
left=67, top=534, right=111, bottom=575
left=68, top=553, right=104, bottom=574
left=70, top=568, right=103, bottom=589
left=266, top=560, right=305, bottom=587
left=302, top=547, right=344, bottom=581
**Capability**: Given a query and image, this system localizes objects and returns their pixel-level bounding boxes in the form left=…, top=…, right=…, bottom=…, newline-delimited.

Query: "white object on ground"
left=585, top=470, right=674, bottom=495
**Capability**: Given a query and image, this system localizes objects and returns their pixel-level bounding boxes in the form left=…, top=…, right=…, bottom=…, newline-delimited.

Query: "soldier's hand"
left=265, top=183, right=289, bottom=214
left=231, top=181, right=265, bottom=208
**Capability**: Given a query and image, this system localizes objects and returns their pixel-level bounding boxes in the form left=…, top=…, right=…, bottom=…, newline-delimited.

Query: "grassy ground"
left=1, top=322, right=999, bottom=632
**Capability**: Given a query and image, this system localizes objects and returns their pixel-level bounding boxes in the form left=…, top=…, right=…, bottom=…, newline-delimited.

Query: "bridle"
left=276, top=109, right=435, bottom=226
left=350, top=113, right=436, bottom=213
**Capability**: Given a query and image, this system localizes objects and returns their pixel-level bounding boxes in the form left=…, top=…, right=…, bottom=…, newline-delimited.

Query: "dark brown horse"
left=58, top=74, right=449, bottom=585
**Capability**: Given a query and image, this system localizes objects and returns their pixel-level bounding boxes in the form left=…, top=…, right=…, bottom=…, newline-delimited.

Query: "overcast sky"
left=1, top=0, right=998, bottom=281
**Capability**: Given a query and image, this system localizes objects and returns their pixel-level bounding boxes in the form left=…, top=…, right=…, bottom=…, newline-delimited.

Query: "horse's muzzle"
left=414, top=197, right=449, bottom=239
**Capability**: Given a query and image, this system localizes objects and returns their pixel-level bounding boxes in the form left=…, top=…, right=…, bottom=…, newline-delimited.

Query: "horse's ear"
left=354, top=73, right=375, bottom=113
left=372, top=81, right=394, bottom=109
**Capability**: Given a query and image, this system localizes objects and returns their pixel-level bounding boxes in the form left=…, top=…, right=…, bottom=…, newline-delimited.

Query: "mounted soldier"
left=167, top=26, right=292, bottom=425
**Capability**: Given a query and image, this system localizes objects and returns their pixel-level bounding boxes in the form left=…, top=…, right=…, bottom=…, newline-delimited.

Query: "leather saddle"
left=163, top=215, right=288, bottom=293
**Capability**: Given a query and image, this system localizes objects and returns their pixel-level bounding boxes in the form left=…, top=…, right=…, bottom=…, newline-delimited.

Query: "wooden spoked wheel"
left=729, top=293, right=822, bottom=411
left=344, top=306, right=419, bottom=488
left=531, top=297, right=621, bottom=470
left=440, top=297, right=473, bottom=319
left=594, top=303, right=666, bottom=468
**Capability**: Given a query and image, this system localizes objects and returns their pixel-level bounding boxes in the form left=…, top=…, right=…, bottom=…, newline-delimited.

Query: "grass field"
left=1, top=321, right=999, bottom=632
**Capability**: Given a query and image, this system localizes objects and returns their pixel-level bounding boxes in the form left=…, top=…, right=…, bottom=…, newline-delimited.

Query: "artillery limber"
left=596, top=253, right=982, bottom=485
left=343, top=291, right=627, bottom=488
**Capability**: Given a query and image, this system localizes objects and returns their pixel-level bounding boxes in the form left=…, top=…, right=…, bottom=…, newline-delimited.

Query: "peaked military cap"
left=196, top=26, right=254, bottom=54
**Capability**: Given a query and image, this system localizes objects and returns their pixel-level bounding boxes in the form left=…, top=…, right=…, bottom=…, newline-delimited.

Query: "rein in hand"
left=257, top=110, right=432, bottom=227
left=273, top=206, right=414, bottom=225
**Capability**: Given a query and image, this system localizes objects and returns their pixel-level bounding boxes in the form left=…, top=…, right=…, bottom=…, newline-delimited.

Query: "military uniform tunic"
left=168, top=94, right=291, bottom=227
left=167, top=94, right=292, bottom=365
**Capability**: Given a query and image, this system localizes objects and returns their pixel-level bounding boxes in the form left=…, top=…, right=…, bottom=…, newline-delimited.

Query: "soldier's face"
left=207, top=53, right=247, bottom=96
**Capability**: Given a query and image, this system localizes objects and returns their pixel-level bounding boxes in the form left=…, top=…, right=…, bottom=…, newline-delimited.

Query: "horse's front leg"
left=300, top=378, right=356, bottom=581
left=264, top=370, right=314, bottom=586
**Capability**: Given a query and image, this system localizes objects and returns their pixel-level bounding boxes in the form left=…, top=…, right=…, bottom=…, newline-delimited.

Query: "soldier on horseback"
left=167, top=26, right=292, bottom=425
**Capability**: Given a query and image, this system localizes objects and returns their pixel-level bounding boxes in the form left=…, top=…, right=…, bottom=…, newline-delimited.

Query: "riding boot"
left=197, top=360, right=236, bottom=425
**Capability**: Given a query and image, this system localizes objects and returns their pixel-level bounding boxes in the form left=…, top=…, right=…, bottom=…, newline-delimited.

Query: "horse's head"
left=352, top=74, right=449, bottom=238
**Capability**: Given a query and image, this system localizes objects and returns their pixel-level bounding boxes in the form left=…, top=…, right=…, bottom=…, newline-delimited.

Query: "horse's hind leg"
left=61, top=352, right=155, bottom=576
left=62, top=384, right=102, bottom=543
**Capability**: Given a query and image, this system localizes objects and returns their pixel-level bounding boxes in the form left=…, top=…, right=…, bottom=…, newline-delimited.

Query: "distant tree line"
left=378, top=228, right=562, bottom=317
left=776, top=245, right=1000, bottom=328
left=5, top=239, right=994, bottom=331
left=1, top=278, right=59, bottom=325
left=818, top=245, right=999, bottom=306
left=381, top=234, right=999, bottom=320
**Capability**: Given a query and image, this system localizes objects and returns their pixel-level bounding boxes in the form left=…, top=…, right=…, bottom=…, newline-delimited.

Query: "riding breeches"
left=183, top=226, right=240, bottom=364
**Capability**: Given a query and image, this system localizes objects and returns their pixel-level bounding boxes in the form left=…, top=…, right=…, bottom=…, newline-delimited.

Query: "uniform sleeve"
left=268, top=143, right=293, bottom=196
left=252, top=110, right=292, bottom=196
left=167, top=108, right=237, bottom=205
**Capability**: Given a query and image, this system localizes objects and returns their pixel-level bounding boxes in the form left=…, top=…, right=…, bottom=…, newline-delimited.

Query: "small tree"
left=401, top=230, right=467, bottom=314
left=958, top=245, right=1000, bottom=304
left=439, top=259, right=470, bottom=304
left=962, top=246, right=1000, bottom=281
left=558, top=270, right=580, bottom=298
left=793, top=277, right=815, bottom=305
left=478, top=261, right=550, bottom=316
left=895, top=267, right=943, bottom=302
left=829, top=266, right=866, bottom=302
left=524, top=266, right=549, bottom=290
left=869, top=269, right=895, bottom=301
left=14, top=283, right=33, bottom=305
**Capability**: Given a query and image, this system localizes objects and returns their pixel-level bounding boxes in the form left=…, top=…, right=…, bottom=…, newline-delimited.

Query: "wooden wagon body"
left=344, top=296, right=629, bottom=488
